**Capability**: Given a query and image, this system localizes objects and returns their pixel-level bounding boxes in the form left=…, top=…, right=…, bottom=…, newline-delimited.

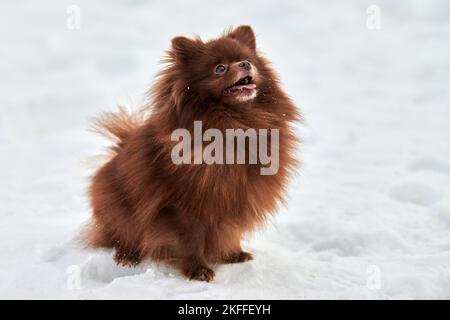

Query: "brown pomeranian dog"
left=87, top=25, right=300, bottom=281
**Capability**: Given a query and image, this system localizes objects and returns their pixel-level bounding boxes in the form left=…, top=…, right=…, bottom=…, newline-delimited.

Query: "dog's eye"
left=215, top=64, right=226, bottom=74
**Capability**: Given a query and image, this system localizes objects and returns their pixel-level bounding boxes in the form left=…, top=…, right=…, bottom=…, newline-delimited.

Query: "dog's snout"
left=238, top=60, right=251, bottom=71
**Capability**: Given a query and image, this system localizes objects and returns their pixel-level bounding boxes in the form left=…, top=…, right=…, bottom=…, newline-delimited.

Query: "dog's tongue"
left=230, top=83, right=256, bottom=92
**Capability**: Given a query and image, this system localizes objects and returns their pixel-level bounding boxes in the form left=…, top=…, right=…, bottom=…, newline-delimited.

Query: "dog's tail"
left=91, top=106, right=146, bottom=152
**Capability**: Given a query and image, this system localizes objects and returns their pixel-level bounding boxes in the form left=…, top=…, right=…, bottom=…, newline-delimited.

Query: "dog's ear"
left=229, top=25, right=256, bottom=50
left=171, top=36, right=204, bottom=63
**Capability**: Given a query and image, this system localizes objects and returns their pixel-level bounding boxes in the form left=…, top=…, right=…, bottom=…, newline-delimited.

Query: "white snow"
left=1, top=0, right=450, bottom=299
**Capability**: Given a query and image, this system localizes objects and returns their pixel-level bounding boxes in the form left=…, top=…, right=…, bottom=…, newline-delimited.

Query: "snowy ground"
left=1, top=0, right=450, bottom=299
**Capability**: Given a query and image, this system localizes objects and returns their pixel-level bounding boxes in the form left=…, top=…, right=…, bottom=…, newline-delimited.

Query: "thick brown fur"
left=86, top=25, right=300, bottom=281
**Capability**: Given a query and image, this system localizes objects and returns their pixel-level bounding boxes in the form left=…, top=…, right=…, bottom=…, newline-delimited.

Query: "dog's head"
left=163, top=25, right=274, bottom=110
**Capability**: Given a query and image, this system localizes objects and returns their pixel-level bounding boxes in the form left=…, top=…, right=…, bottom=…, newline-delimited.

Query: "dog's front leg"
left=177, top=223, right=215, bottom=282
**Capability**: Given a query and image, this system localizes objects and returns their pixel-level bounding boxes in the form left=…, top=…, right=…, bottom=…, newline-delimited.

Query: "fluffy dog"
left=87, top=25, right=300, bottom=281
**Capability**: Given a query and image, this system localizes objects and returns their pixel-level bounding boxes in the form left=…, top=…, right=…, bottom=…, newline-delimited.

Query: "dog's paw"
left=184, top=266, right=215, bottom=282
left=113, top=250, right=141, bottom=267
left=223, top=251, right=253, bottom=264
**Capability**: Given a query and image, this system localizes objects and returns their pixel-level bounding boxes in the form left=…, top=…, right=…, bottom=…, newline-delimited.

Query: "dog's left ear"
left=229, top=25, right=256, bottom=50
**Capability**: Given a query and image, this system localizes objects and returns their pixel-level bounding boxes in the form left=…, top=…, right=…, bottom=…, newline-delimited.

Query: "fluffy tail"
left=91, top=106, right=145, bottom=152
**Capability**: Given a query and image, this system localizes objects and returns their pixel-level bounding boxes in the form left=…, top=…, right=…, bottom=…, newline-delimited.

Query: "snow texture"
left=1, top=0, right=450, bottom=299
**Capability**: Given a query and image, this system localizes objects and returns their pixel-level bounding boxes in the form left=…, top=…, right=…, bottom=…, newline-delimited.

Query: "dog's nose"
left=238, top=61, right=251, bottom=71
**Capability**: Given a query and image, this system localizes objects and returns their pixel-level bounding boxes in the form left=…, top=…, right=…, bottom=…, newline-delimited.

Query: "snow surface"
left=1, top=0, right=450, bottom=299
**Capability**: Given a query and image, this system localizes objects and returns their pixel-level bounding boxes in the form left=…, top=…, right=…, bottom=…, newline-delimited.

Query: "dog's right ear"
left=171, top=36, right=204, bottom=63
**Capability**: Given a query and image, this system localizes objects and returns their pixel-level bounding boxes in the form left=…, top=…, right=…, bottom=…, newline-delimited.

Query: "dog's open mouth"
left=223, top=76, right=256, bottom=96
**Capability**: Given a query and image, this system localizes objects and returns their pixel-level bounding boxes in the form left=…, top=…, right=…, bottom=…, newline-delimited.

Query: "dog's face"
left=170, top=26, right=266, bottom=107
